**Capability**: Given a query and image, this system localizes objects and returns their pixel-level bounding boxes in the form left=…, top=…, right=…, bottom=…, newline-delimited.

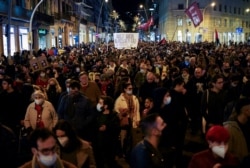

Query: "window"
left=177, top=18, right=183, bottom=26
left=234, top=7, right=236, bottom=14
left=224, top=19, right=227, bottom=27
left=224, top=5, right=227, bottom=13
left=178, top=4, right=184, bottom=10
left=213, top=5, right=217, bottom=11
left=229, top=6, right=232, bottom=13
left=230, top=19, right=234, bottom=27
left=219, top=4, right=222, bottom=11
left=238, top=8, right=241, bottom=15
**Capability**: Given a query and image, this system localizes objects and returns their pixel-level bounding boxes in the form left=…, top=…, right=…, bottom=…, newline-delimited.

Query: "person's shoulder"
left=192, top=149, right=211, bottom=159
left=18, top=161, right=32, bottom=168
left=62, top=159, right=78, bottom=168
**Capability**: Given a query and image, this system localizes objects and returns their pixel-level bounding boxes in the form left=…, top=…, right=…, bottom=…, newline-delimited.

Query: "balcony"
left=34, top=11, right=54, bottom=25
left=0, top=0, right=8, bottom=15
left=12, top=5, right=32, bottom=22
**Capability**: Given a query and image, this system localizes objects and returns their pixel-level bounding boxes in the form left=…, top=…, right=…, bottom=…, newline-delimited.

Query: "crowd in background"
left=0, top=41, right=250, bottom=167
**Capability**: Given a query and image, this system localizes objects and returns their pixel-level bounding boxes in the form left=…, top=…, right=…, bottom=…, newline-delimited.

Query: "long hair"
left=47, top=78, right=62, bottom=93
left=53, top=120, right=82, bottom=150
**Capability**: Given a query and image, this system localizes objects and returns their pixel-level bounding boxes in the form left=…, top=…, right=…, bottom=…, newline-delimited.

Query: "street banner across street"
left=185, top=2, right=203, bottom=27
left=114, top=33, right=139, bottom=49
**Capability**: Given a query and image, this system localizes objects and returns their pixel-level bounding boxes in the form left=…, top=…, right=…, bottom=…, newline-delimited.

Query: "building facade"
left=158, top=0, right=250, bottom=43
left=0, top=0, right=112, bottom=56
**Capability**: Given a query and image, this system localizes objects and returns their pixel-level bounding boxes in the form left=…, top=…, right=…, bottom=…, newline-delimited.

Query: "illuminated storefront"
left=2, top=25, right=15, bottom=56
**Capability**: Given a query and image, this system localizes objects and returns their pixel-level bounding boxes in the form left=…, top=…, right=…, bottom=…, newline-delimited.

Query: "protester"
left=79, top=71, right=101, bottom=107
left=188, top=125, right=239, bottom=168
left=224, top=98, right=250, bottom=161
left=54, top=120, right=96, bottom=168
left=57, top=80, right=96, bottom=142
left=19, top=128, right=77, bottom=168
left=130, top=113, right=166, bottom=168
left=114, top=82, right=140, bottom=157
left=24, top=90, right=58, bottom=131
left=94, top=96, right=120, bottom=168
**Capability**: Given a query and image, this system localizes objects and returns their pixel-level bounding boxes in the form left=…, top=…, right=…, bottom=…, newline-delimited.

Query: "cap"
left=206, top=125, right=230, bottom=143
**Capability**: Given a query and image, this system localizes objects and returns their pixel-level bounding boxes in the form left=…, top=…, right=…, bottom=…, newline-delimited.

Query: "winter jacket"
left=24, top=101, right=58, bottom=131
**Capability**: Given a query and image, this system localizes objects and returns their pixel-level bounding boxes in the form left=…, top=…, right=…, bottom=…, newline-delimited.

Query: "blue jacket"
left=57, top=93, right=96, bottom=140
left=130, top=140, right=165, bottom=168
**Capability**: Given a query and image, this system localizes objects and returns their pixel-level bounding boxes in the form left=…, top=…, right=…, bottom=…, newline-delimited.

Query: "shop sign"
left=38, top=29, right=47, bottom=35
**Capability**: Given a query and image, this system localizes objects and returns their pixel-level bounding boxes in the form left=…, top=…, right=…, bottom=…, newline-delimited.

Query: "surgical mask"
left=38, top=153, right=57, bottom=167
left=96, top=103, right=103, bottom=112
left=164, top=97, right=171, bottom=105
left=35, top=99, right=44, bottom=105
left=66, top=87, right=70, bottom=93
left=76, top=67, right=80, bottom=72
left=231, top=83, right=238, bottom=87
left=58, top=136, right=69, bottom=147
left=40, top=73, right=45, bottom=77
left=211, top=145, right=226, bottom=158
left=126, top=90, right=133, bottom=95
left=140, top=69, right=145, bottom=73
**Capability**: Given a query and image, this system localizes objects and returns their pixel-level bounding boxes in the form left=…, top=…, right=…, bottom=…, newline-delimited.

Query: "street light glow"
left=246, top=8, right=250, bottom=13
left=140, top=4, right=143, bottom=9
left=105, top=0, right=108, bottom=2
left=211, top=2, right=215, bottom=7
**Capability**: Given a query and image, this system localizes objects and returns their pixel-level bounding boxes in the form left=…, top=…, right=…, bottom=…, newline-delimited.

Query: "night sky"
left=112, top=0, right=145, bottom=25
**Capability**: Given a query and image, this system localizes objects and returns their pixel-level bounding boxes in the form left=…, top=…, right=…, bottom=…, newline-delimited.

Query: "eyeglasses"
left=38, top=146, right=56, bottom=155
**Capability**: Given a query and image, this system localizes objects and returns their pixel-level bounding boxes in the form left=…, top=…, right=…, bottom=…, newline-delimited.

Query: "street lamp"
left=139, top=4, right=148, bottom=21
left=7, top=0, right=12, bottom=58
left=202, top=2, right=215, bottom=41
left=29, top=0, right=44, bottom=57
left=96, top=0, right=108, bottom=42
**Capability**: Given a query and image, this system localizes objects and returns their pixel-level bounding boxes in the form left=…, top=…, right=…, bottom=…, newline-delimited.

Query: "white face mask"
left=66, top=87, right=70, bottom=93
left=38, top=153, right=57, bottom=166
left=164, top=97, right=171, bottom=105
left=140, top=69, right=145, bottom=73
left=35, top=99, right=44, bottom=105
left=58, top=136, right=69, bottom=147
left=126, top=90, right=133, bottom=95
left=212, top=145, right=226, bottom=158
left=76, top=68, right=80, bottom=72
left=40, top=73, right=45, bottom=77
left=96, top=103, right=103, bottom=112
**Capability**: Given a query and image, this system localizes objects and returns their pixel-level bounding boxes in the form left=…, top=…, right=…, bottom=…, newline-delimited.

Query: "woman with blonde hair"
left=24, top=90, right=58, bottom=132
left=46, top=78, right=62, bottom=109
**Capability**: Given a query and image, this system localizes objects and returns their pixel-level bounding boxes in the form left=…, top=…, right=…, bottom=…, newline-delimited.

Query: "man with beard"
left=130, top=113, right=166, bottom=168
left=57, top=80, right=96, bottom=142
left=139, top=72, right=157, bottom=104
left=186, top=66, right=207, bottom=134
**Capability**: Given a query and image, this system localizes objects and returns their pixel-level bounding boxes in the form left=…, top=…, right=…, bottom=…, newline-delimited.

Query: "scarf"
left=35, top=104, right=44, bottom=128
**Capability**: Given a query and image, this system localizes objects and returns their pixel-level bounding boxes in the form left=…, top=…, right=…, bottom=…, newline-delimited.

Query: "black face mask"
left=95, top=79, right=100, bottom=83
left=49, top=85, right=56, bottom=90
left=224, top=68, right=231, bottom=73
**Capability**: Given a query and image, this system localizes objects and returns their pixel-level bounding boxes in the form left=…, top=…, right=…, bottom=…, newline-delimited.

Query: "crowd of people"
left=0, top=41, right=250, bottom=168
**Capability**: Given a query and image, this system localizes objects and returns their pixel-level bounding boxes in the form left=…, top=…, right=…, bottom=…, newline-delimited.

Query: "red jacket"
left=188, top=149, right=239, bottom=168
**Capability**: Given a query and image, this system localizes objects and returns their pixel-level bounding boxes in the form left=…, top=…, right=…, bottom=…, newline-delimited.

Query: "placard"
left=29, top=56, right=49, bottom=72
left=114, top=33, right=139, bottom=49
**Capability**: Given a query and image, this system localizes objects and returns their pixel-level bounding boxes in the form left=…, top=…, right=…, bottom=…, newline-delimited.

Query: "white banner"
left=114, top=33, right=139, bottom=49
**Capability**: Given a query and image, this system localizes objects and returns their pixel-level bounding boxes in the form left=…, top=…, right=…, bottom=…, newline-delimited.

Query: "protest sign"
left=114, top=33, right=139, bottom=49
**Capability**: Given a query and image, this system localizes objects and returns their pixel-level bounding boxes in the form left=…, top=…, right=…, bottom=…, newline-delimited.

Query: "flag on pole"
left=138, top=17, right=154, bottom=30
left=215, top=29, right=220, bottom=45
left=185, top=2, right=203, bottom=27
